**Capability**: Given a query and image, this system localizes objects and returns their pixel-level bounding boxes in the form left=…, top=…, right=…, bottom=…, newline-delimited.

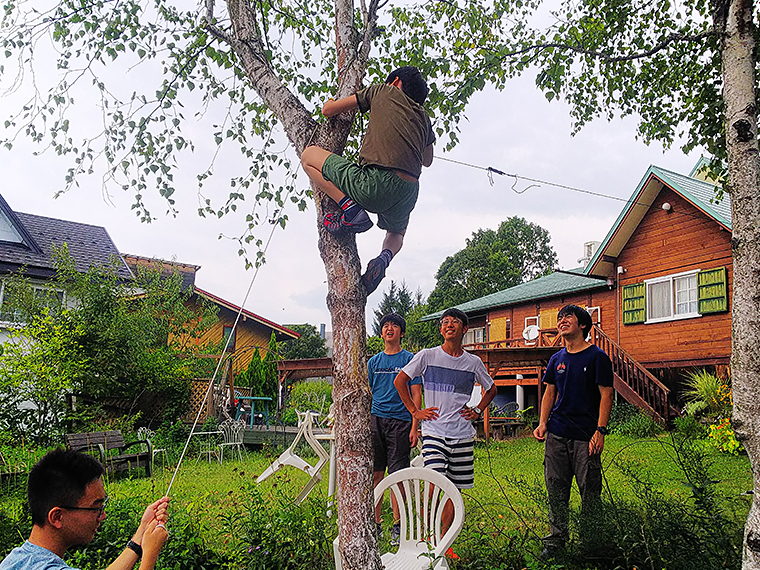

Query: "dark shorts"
left=371, top=415, right=413, bottom=474
left=321, top=153, right=419, bottom=234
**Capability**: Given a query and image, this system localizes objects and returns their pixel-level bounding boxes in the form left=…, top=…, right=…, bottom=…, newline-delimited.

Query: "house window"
left=0, top=281, right=65, bottom=323
left=646, top=271, right=700, bottom=323
left=464, top=327, right=485, bottom=346
left=223, top=325, right=236, bottom=351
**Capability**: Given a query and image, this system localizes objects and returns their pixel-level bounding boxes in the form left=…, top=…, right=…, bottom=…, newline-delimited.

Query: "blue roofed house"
left=424, top=159, right=732, bottom=431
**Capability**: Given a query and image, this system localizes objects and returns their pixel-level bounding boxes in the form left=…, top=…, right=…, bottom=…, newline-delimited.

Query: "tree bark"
left=718, top=1, right=760, bottom=568
left=223, top=0, right=381, bottom=567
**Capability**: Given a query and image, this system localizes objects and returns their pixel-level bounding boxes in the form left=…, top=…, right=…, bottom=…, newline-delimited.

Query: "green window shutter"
left=698, top=267, right=728, bottom=314
left=622, top=282, right=646, bottom=324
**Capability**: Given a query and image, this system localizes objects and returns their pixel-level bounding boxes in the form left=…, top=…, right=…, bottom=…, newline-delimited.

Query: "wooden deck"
left=242, top=424, right=333, bottom=448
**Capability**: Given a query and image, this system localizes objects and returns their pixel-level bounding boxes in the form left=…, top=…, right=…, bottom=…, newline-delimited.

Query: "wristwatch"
left=596, top=426, right=609, bottom=435
left=126, top=539, right=143, bottom=558
left=471, top=406, right=483, bottom=416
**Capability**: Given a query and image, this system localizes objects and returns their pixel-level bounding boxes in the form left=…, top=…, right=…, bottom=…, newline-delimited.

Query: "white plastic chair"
left=218, top=419, right=246, bottom=462
left=137, top=427, right=168, bottom=471
left=333, top=467, right=465, bottom=570
left=256, top=410, right=331, bottom=504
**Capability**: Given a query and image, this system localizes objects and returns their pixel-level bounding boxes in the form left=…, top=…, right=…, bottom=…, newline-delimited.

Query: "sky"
left=1, top=36, right=703, bottom=334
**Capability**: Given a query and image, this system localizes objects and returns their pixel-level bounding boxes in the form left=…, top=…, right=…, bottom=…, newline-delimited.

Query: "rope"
left=434, top=155, right=725, bottom=224
left=165, top=185, right=294, bottom=496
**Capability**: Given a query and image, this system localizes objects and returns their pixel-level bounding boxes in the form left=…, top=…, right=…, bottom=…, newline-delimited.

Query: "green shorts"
left=321, top=153, right=419, bottom=234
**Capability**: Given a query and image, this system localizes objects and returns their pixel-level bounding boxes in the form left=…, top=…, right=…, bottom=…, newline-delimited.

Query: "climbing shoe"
left=322, top=211, right=346, bottom=236
left=341, top=208, right=373, bottom=234
left=361, top=255, right=388, bottom=294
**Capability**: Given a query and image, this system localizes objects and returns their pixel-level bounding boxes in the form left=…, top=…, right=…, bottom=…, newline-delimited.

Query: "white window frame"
left=586, top=306, right=601, bottom=324
left=645, top=270, right=701, bottom=324
left=463, top=326, right=485, bottom=346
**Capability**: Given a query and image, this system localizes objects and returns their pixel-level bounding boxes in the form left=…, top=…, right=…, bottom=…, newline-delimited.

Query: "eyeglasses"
left=60, top=495, right=109, bottom=517
left=440, top=318, right=462, bottom=326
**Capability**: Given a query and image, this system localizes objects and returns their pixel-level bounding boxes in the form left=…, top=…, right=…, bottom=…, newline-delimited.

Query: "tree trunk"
left=223, top=0, right=381, bottom=565
left=718, top=0, right=760, bottom=567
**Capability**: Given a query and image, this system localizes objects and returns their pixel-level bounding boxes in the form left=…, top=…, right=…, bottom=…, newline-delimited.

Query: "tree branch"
left=224, top=0, right=315, bottom=152
left=497, top=30, right=719, bottom=65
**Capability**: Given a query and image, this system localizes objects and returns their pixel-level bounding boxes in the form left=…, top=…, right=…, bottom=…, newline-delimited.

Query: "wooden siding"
left=179, top=303, right=276, bottom=375
left=617, top=187, right=732, bottom=367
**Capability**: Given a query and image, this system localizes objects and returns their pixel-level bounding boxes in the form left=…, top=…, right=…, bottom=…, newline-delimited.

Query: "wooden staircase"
left=590, top=325, right=676, bottom=425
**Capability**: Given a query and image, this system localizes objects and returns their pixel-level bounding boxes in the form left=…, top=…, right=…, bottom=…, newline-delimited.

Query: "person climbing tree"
left=301, top=66, right=435, bottom=295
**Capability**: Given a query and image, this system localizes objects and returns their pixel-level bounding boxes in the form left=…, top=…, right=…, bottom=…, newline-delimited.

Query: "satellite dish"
left=522, top=325, right=540, bottom=342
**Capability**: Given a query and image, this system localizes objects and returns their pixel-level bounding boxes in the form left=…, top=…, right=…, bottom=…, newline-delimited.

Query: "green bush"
left=683, top=369, right=731, bottom=416
left=281, top=380, right=332, bottom=426
left=610, top=401, right=662, bottom=438
left=673, top=415, right=708, bottom=439
left=243, top=488, right=334, bottom=570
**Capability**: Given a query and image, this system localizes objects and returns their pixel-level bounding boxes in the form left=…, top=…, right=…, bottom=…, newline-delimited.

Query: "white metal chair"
left=218, top=419, right=246, bottom=462
left=137, top=427, right=168, bottom=471
left=257, top=410, right=332, bottom=504
left=333, top=467, right=465, bottom=570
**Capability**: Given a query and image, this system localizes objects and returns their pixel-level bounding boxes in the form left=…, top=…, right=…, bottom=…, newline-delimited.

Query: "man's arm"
left=533, top=384, right=557, bottom=442
left=105, top=498, right=169, bottom=570
left=589, top=386, right=614, bottom=455
left=322, top=95, right=359, bottom=117
left=422, top=144, right=434, bottom=167
left=394, top=371, right=438, bottom=421
left=409, top=383, right=423, bottom=446
left=459, top=384, right=498, bottom=420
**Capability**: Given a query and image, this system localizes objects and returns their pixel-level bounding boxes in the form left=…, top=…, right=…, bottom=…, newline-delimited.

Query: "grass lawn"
left=1, top=433, right=752, bottom=569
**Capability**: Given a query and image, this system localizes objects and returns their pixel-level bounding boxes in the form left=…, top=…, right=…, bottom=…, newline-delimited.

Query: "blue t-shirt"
left=542, top=344, right=614, bottom=441
left=368, top=349, right=421, bottom=421
left=0, top=541, right=74, bottom=570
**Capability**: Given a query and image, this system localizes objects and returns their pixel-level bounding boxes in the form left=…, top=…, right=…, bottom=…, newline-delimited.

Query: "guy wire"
left=166, top=183, right=296, bottom=497
left=434, top=155, right=725, bottom=224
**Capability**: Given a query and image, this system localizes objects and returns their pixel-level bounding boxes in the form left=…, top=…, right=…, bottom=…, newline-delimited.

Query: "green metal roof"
left=421, top=270, right=606, bottom=321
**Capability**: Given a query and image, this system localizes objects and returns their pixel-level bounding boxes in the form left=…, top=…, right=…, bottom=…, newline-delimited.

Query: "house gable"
left=585, top=164, right=730, bottom=278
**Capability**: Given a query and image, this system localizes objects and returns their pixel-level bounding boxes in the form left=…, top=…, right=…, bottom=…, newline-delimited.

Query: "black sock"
left=338, top=196, right=361, bottom=221
left=379, top=249, right=394, bottom=266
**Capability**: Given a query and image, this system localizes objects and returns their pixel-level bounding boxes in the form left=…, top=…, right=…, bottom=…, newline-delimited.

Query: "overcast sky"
left=2, top=61, right=702, bottom=332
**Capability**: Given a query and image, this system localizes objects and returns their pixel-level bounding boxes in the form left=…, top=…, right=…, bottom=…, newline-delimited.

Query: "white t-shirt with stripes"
left=402, top=346, right=494, bottom=439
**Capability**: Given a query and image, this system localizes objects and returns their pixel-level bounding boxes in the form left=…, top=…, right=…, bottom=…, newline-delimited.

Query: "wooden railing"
left=590, top=325, right=672, bottom=425
left=464, top=330, right=562, bottom=350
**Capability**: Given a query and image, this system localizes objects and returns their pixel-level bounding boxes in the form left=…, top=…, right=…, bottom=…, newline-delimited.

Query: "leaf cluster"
left=427, top=216, right=557, bottom=311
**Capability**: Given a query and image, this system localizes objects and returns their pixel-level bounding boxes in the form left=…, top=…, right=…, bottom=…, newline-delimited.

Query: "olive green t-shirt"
left=355, top=84, right=435, bottom=178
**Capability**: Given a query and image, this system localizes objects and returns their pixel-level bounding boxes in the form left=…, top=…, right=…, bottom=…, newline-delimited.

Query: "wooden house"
left=122, top=255, right=300, bottom=376
left=425, top=160, right=731, bottom=425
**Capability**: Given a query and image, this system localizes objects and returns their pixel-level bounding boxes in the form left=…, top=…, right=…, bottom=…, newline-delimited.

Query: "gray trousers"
left=543, top=431, right=602, bottom=545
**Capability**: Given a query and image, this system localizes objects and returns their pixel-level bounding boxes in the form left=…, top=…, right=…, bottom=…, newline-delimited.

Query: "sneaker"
left=390, top=522, right=401, bottom=545
left=341, top=208, right=373, bottom=234
left=322, top=211, right=346, bottom=236
left=361, top=255, right=387, bottom=294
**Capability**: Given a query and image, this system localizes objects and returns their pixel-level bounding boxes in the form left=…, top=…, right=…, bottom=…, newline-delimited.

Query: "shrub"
left=281, top=380, right=332, bottom=426
left=610, top=402, right=662, bottom=438
left=243, top=487, right=334, bottom=570
left=683, top=369, right=731, bottom=416
left=673, top=415, right=708, bottom=439
left=708, top=418, right=742, bottom=455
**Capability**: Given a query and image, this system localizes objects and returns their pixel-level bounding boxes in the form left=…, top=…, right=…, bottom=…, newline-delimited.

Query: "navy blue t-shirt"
left=542, top=344, right=613, bottom=441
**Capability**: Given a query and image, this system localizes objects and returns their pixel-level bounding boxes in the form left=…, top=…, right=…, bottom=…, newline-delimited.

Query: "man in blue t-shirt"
left=0, top=448, right=169, bottom=570
left=368, top=313, right=422, bottom=542
left=533, top=305, right=614, bottom=556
